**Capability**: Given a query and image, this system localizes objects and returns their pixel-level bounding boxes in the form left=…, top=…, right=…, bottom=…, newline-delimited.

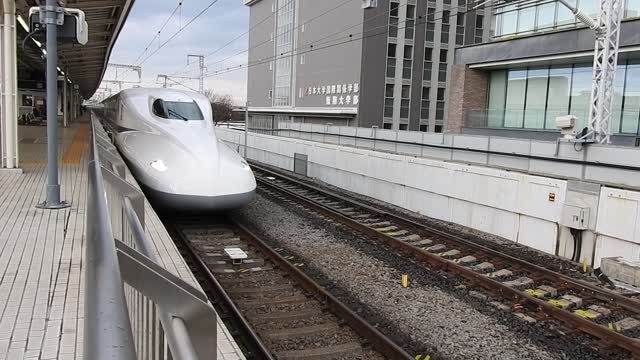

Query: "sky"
left=100, top=0, right=249, bottom=105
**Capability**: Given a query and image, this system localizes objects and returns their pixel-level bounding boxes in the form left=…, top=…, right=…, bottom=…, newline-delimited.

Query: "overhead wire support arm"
left=556, top=0, right=623, bottom=144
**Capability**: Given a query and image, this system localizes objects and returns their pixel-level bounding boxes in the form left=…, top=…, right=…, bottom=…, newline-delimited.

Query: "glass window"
left=611, top=64, right=626, bottom=133
left=425, top=47, right=433, bottom=61
left=439, top=63, right=448, bottom=82
left=422, top=86, right=430, bottom=100
left=557, top=3, right=575, bottom=27
left=407, top=4, right=415, bottom=18
left=498, top=6, right=518, bottom=36
left=426, top=22, right=435, bottom=42
left=578, top=0, right=598, bottom=18
left=404, top=45, right=413, bottom=59
left=504, top=69, right=527, bottom=127
left=153, top=100, right=204, bottom=120
left=403, top=59, right=412, bottom=79
left=536, top=2, right=557, bottom=30
left=390, top=2, right=399, bottom=17
left=388, top=43, right=397, bottom=57
left=437, top=87, right=445, bottom=101
left=569, top=65, right=592, bottom=130
left=441, top=24, right=450, bottom=44
left=440, top=49, right=448, bottom=62
left=399, top=124, right=408, bottom=130
left=383, top=122, right=393, bottom=129
left=420, top=124, right=428, bottom=132
left=385, top=84, right=394, bottom=97
left=488, top=70, right=507, bottom=127
left=626, top=0, right=640, bottom=17
left=517, top=6, right=536, bottom=33
left=524, top=67, right=549, bottom=129
left=545, top=66, right=572, bottom=129
left=443, top=10, right=450, bottom=23
left=402, top=85, right=411, bottom=98
left=622, top=61, right=640, bottom=134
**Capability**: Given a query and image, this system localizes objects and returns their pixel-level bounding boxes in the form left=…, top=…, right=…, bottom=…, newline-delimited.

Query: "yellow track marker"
left=401, top=274, right=409, bottom=288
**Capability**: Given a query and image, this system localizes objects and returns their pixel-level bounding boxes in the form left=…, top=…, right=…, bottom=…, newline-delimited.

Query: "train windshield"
left=153, top=99, right=204, bottom=120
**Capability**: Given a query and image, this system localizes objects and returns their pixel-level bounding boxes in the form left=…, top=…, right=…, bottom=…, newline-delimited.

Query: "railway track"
left=249, top=161, right=640, bottom=357
left=168, top=217, right=411, bottom=360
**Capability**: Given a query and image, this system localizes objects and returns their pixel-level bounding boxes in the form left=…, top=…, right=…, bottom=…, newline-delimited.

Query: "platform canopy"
left=15, top=0, right=135, bottom=98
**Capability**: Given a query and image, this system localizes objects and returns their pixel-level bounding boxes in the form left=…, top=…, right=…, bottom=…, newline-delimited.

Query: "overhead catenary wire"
left=172, top=0, right=361, bottom=77
left=204, top=2, right=494, bottom=79
left=132, top=1, right=184, bottom=65
left=114, top=0, right=221, bottom=83
left=134, top=0, right=222, bottom=68
left=189, top=0, right=524, bottom=79
left=181, top=1, right=416, bottom=77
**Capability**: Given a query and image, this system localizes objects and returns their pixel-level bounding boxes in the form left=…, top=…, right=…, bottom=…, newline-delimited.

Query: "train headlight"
left=241, top=160, right=251, bottom=171
left=150, top=160, right=168, bottom=172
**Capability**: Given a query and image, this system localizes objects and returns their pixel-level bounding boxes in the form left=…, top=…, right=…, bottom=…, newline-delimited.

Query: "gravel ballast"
left=234, top=194, right=608, bottom=360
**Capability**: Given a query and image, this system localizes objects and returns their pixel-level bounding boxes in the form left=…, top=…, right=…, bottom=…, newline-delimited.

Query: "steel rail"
left=172, top=218, right=413, bottom=360
left=170, top=223, right=275, bottom=360
left=231, top=221, right=413, bottom=360
left=251, top=162, right=640, bottom=355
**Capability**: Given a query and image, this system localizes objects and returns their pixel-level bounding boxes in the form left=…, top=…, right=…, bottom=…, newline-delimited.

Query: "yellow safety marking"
left=374, top=226, right=396, bottom=232
left=573, top=309, right=598, bottom=320
left=294, top=262, right=304, bottom=267
left=582, top=258, right=588, bottom=273
left=525, top=289, right=545, bottom=298
left=239, top=269, right=250, bottom=273
left=415, top=355, right=421, bottom=360
left=547, top=299, right=571, bottom=309
left=607, top=323, right=621, bottom=332
left=415, top=356, right=431, bottom=360
left=286, top=256, right=295, bottom=260
left=401, top=274, right=409, bottom=288
left=385, top=231, right=404, bottom=236
left=62, top=125, right=89, bottom=164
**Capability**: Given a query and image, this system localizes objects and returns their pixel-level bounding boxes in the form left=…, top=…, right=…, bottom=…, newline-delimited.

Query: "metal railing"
left=85, top=115, right=218, bottom=360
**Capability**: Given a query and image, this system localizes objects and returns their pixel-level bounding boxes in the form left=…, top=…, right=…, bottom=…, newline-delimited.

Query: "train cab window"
left=152, top=99, right=204, bottom=120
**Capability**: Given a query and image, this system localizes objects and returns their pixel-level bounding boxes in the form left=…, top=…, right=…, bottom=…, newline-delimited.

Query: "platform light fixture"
left=17, top=15, right=29, bottom=31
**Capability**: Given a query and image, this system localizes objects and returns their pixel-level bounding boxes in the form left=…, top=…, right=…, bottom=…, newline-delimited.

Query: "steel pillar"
left=37, top=0, right=69, bottom=209
left=586, top=0, right=623, bottom=144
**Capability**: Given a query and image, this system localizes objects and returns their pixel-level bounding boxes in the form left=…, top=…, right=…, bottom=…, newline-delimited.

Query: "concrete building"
left=449, top=0, right=640, bottom=145
left=244, top=0, right=490, bottom=132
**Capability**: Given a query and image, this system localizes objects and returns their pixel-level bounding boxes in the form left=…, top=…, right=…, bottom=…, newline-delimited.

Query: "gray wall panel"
left=456, top=20, right=640, bottom=65
left=247, top=0, right=275, bottom=107
left=358, top=0, right=390, bottom=128
left=295, top=0, right=364, bottom=109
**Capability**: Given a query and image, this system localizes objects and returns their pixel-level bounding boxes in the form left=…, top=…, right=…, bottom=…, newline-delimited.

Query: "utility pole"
left=37, top=0, right=70, bottom=209
left=187, top=54, right=206, bottom=93
left=156, top=74, right=168, bottom=88
left=157, top=74, right=199, bottom=92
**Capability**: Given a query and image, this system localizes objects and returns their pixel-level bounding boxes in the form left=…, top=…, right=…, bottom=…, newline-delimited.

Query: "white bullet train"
left=99, top=88, right=256, bottom=211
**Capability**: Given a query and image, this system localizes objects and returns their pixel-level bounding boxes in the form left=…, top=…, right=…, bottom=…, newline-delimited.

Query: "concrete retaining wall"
left=218, top=127, right=640, bottom=268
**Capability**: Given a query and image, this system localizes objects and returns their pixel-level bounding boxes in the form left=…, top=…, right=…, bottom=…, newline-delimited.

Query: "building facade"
left=244, top=0, right=490, bottom=132
left=448, top=0, right=640, bottom=145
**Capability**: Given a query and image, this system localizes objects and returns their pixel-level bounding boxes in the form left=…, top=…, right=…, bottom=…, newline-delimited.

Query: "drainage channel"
left=250, top=161, right=640, bottom=357
left=167, top=216, right=411, bottom=360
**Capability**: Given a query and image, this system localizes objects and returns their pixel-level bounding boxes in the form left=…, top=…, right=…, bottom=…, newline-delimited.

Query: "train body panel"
left=100, top=88, right=255, bottom=211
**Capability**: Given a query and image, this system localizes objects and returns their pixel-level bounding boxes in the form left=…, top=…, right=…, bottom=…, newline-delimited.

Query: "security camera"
left=29, top=7, right=88, bottom=45
left=556, top=115, right=577, bottom=138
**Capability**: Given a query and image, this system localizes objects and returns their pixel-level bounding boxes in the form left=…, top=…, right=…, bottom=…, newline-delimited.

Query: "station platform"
left=0, top=117, right=245, bottom=360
